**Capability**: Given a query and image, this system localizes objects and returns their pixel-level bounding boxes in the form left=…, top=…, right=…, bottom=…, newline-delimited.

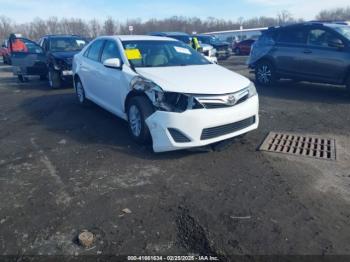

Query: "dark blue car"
left=248, top=21, right=350, bottom=94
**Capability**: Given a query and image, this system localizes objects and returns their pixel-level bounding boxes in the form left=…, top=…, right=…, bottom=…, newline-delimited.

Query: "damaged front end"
left=130, top=76, right=203, bottom=113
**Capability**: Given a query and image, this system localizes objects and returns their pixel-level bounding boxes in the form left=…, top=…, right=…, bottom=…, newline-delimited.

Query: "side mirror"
left=103, top=58, right=122, bottom=69
left=328, top=39, right=344, bottom=49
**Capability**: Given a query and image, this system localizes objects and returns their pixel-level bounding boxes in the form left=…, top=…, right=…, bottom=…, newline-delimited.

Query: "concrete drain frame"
left=260, top=132, right=336, bottom=161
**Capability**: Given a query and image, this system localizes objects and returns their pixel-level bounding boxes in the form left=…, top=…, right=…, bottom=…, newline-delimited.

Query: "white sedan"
left=72, top=35, right=259, bottom=152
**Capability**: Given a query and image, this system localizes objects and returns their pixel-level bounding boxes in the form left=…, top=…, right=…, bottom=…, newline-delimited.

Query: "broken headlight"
left=155, top=92, right=203, bottom=113
left=130, top=76, right=203, bottom=113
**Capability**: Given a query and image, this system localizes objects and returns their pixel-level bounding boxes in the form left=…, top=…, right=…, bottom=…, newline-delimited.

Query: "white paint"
left=73, top=36, right=259, bottom=152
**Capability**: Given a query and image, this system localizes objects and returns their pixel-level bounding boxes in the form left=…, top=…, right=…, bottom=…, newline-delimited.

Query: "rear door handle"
left=303, top=49, right=312, bottom=54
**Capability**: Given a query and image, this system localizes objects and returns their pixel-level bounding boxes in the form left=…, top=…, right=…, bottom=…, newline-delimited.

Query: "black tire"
left=48, top=68, right=61, bottom=89
left=2, top=56, right=6, bottom=64
left=127, top=96, right=154, bottom=144
left=255, top=60, right=276, bottom=87
left=18, top=75, right=28, bottom=82
left=18, top=75, right=24, bottom=82
left=75, top=79, right=90, bottom=107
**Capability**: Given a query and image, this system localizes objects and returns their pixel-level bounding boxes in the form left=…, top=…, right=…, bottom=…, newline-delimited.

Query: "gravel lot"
left=0, top=56, right=350, bottom=260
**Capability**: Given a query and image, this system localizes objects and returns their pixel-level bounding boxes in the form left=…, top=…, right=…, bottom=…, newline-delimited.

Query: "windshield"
left=49, top=37, right=87, bottom=52
left=168, top=35, right=191, bottom=45
left=199, top=36, right=221, bottom=45
left=334, top=26, right=350, bottom=41
left=122, top=40, right=211, bottom=68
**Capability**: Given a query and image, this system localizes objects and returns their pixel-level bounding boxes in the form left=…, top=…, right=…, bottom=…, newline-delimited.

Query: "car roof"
left=268, top=21, right=350, bottom=31
left=195, top=34, right=213, bottom=37
left=150, top=32, right=190, bottom=36
left=44, top=34, right=85, bottom=39
left=98, top=35, right=178, bottom=42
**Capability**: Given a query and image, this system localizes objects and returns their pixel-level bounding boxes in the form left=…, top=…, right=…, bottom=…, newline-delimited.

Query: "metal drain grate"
left=260, top=132, right=336, bottom=160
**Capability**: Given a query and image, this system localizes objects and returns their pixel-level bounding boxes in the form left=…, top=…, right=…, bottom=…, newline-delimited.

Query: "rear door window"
left=10, top=38, right=43, bottom=54
left=87, top=40, right=104, bottom=62
left=307, top=29, right=343, bottom=48
left=277, top=28, right=307, bottom=44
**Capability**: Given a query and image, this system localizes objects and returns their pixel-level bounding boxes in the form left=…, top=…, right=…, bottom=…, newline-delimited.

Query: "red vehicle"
left=233, top=39, right=255, bottom=55
left=1, top=40, right=10, bottom=64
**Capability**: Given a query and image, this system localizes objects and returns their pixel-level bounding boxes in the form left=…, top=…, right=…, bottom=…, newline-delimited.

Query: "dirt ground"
left=0, top=56, right=350, bottom=261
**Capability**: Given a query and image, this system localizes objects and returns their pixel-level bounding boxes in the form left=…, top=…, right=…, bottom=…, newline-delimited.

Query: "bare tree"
left=46, top=17, right=60, bottom=35
left=316, top=7, right=350, bottom=21
left=0, top=12, right=306, bottom=42
left=103, top=17, right=116, bottom=35
left=28, top=18, right=47, bottom=40
left=277, top=10, right=293, bottom=25
left=0, top=16, right=13, bottom=42
left=89, top=19, right=101, bottom=38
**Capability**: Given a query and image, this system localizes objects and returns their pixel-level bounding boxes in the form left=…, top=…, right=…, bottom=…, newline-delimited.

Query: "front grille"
left=201, top=116, right=256, bottom=140
left=168, top=128, right=191, bottom=143
left=203, top=94, right=249, bottom=109
left=216, top=46, right=228, bottom=52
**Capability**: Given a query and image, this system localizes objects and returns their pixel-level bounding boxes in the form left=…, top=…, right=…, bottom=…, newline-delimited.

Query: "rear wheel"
left=127, top=96, right=154, bottom=144
left=75, top=79, right=90, bottom=106
left=255, top=60, right=276, bottom=87
left=48, top=68, right=61, bottom=89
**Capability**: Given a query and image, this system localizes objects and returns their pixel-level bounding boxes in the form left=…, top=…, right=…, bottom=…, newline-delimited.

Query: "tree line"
left=1, top=7, right=349, bottom=43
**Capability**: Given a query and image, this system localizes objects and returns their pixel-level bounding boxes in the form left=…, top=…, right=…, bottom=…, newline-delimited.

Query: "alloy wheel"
left=76, top=82, right=84, bottom=103
left=129, top=105, right=142, bottom=138
left=48, top=71, right=53, bottom=88
left=257, top=64, right=272, bottom=84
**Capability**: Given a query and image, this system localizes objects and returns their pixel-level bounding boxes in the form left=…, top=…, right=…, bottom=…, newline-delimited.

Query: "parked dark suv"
left=193, top=34, right=231, bottom=59
left=248, top=22, right=350, bottom=94
left=38, top=35, right=87, bottom=88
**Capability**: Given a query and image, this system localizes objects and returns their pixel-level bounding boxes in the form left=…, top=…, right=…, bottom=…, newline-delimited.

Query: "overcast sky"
left=0, top=0, right=349, bottom=22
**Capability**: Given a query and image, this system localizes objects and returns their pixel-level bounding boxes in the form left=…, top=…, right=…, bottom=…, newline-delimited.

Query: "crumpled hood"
left=136, top=64, right=251, bottom=95
left=51, top=51, right=80, bottom=63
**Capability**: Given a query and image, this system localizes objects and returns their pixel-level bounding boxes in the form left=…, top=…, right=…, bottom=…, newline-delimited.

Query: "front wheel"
left=18, top=75, right=28, bottom=82
left=255, top=61, right=276, bottom=87
left=127, top=96, right=154, bottom=144
left=48, top=68, right=61, bottom=89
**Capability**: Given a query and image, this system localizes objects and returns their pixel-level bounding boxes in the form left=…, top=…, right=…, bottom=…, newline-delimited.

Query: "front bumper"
left=146, top=95, right=259, bottom=152
left=61, top=70, right=73, bottom=81
left=216, top=49, right=232, bottom=57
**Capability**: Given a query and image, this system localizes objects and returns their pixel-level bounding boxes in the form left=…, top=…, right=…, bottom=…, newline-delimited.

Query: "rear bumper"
left=146, top=95, right=259, bottom=152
